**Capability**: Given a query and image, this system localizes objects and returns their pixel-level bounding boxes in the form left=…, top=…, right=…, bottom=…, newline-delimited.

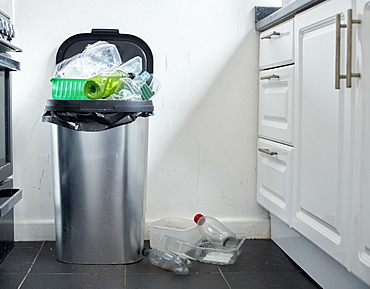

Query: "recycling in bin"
left=42, top=29, right=158, bottom=264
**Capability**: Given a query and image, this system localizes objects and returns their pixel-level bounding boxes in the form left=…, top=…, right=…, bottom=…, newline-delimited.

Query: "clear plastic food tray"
left=165, top=236, right=245, bottom=265
left=51, top=78, right=89, bottom=100
left=148, top=217, right=203, bottom=250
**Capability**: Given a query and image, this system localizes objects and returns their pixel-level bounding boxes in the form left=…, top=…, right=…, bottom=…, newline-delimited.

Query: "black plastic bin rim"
left=45, top=99, right=154, bottom=113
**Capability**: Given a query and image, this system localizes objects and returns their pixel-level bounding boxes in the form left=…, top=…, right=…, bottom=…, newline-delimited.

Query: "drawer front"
left=259, top=19, right=294, bottom=69
left=257, top=138, right=293, bottom=225
left=259, top=65, right=294, bottom=145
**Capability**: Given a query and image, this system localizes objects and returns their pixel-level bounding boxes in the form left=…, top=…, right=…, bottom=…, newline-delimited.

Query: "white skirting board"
left=15, top=220, right=56, bottom=241
left=271, top=215, right=370, bottom=289
left=14, top=218, right=271, bottom=242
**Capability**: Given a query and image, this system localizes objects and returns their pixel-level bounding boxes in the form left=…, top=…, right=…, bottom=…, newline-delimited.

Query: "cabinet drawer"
left=257, top=138, right=293, bottom=225
left=259, top=65, right=294, bottom=145
left=259, top=19, right=294, bottom=69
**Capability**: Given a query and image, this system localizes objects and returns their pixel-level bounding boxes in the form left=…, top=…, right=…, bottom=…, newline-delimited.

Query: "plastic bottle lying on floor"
left=142, top=248, right=192, bottom=275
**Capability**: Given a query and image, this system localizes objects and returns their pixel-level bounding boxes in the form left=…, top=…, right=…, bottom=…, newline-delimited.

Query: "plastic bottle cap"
left=194, top=214, right=204, bottom=224
left=142, top=248, right=150, bottom=257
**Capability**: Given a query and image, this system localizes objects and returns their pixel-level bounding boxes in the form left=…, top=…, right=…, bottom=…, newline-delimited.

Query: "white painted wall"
left=10, top=0, right=281, bottom=241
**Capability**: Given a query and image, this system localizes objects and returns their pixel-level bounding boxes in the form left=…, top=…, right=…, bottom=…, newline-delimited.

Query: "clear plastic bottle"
left=142, top=248, right=191, bottom=275
left=107, top=71, right=157, bottom=101
left=115, top=56, right=143, bottom=78
left=194, top=214, right=238, bottom=249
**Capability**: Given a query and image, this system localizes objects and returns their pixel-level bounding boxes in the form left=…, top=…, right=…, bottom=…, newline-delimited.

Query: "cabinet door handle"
left=260, top=74, right=280, bottom=80
left=335, top=10, right=361, bottom=89
left=335, top=13, right=347, bottom=89
left=258, top=148, right=278, bottom=156
left=346, top=9, right=361, bottom=88
left=261, top=31, right=280, bottom=40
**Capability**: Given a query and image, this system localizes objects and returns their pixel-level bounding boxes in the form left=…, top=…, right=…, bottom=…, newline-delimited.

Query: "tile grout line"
left=217, top=265, right=232, bottom=289
left=17, top=241, right=45, bottom=289
left=123, top=265, right=127, bottom=289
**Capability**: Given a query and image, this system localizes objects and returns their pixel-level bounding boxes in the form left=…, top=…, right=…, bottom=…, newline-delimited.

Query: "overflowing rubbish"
left=142, top=248, right=192, bottom=275
left=51, top=41, right=160, bottom=101
left=146, top=214, right=245, bottom=274
left=53, top=41, right=121, bottom=79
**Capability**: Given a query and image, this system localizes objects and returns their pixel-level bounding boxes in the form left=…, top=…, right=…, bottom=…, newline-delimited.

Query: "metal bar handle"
left=335, top=13, right=347, bottom=89
left=346, top=9, right=361, bottom=88
left=261, top=31, right=280, bottom=40
left=258, top=148, right=278, bottom=156
left=260, top=74, right=280, bottom=80
left=0, top=189, right=22, bottom=218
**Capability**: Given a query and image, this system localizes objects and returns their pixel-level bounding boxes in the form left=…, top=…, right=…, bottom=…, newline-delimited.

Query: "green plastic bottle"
left=84, top=70, right=130, bottom=100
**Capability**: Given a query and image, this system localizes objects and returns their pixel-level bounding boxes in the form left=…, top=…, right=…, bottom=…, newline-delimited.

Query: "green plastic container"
left=51, top=78, right=89, bottom=100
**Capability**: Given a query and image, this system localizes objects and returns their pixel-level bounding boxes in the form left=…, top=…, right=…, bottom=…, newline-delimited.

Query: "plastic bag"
left=42, top=110, right=152, bottom=131
left=53, top=41, right=122, bottom=79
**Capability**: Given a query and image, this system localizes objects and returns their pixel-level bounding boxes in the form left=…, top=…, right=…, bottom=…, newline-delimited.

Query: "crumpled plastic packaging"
left=53, top=41, right=122, bottom=79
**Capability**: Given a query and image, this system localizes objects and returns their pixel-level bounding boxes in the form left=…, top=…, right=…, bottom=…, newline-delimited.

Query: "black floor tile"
left=0, top=240, right=323, bottom=289
left=30, top=241, right=124, bottom=274
left=0, top=242, right=41, bottom=274
left=125, top=272, right=230, bottom=289
left=0, top=273, right=25, bottom=289
left=20, top=273, right=124, bottom=289
left=128, top=252, right=219, bottom=274
left=223, top=271, right=322, bottom=289
left=0, top=242, right=43, bottom=289
left=220, top=239, right=300, bottom=273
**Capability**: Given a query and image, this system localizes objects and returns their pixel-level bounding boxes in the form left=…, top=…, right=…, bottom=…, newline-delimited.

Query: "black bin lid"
left=48, top=28, right=154, bottom=112
left=56, top=28, right=153, bottom=73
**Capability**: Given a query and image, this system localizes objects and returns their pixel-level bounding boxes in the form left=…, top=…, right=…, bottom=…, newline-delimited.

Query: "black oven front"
left=0, top=54, right=19, bottom=183
left=0, top=9, right=22, bottom=265
left=0, top=65, right=11, bottom=182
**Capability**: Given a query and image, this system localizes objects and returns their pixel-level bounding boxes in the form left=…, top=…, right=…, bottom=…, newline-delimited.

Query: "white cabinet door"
left=257, top=138, right=293, bottom=225
left=259, top=66, right=294, bottom=145
left=350, top=0, right=370, bottom=285
left=292, top=0, right=352, bottom=265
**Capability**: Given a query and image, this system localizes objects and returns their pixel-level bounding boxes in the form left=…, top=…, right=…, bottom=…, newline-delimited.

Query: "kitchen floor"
left=0, top=240, right=322, bottom=289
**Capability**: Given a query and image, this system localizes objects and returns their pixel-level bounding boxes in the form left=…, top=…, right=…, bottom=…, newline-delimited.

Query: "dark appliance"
left=0, top=9, right=22, bottom=264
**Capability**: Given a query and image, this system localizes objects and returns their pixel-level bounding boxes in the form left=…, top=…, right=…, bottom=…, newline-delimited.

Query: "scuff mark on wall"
left=188, top=50, right=191, bottom=66
left=39, top=169, right=45, bottom=186
left=165, top=54, right=168, bottom=71
left=23, top=116, right=42, bottom=154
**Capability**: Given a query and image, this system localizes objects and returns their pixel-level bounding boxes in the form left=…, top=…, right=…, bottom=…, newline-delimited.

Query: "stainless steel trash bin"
left=51, top=117, right=149, bottom=264
left=42, top=29, right=155, bottom=264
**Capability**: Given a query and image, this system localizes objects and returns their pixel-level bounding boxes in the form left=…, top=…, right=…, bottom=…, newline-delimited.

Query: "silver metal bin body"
left=51, top=117, right=149, bottom=264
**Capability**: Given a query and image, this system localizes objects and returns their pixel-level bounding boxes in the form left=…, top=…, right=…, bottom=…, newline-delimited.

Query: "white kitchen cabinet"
left=259, top=66, right=294, bottom=145
left=257, top=138, right=293, bottom=225
left=258, top=0, right=370, bottom=286
left=349, top=0, right=370, bottom=285
left=292, top=0, right=353, bottom=265
left=291, top=0, right=370, bottom=286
